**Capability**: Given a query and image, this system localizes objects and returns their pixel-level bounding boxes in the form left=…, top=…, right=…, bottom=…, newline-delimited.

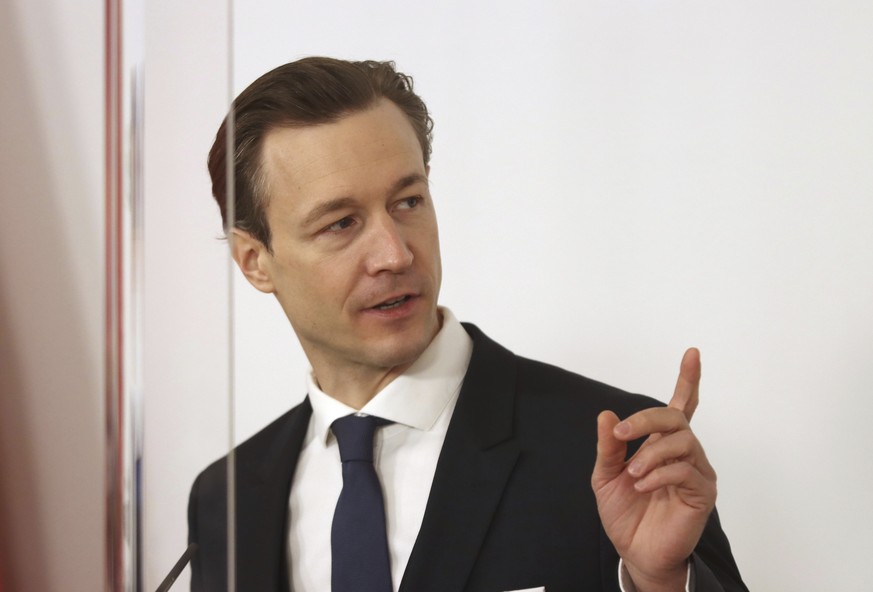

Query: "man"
left=188, top=57, right=747, bottom=592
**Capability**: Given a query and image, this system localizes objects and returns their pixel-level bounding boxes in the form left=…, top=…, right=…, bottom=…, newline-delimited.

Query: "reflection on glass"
left=104, top=0, right=144, bottom=589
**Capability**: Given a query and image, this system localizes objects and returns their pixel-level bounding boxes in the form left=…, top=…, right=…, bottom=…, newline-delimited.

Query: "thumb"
left=592, top=410, right=627, bottom=489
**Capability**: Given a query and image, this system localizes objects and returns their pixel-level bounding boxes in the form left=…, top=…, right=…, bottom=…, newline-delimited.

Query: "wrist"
left=623, top=560, right=689, bottom=592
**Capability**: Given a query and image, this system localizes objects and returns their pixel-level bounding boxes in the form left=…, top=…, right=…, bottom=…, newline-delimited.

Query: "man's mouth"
left=372, top=295, right=412, bottom=310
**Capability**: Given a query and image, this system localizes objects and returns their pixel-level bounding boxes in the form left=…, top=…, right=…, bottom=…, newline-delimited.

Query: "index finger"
left=669, top=347, right=701, bottom=422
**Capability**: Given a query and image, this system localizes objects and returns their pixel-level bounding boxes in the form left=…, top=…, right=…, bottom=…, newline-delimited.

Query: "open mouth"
left=372, top=295, right=412, bottom=310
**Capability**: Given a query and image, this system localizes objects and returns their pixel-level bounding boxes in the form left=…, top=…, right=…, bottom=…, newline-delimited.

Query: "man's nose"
left=364, top=215, right=414, bottom=275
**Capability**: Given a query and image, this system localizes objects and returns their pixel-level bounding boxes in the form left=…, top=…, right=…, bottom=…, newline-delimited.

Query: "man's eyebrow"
left=301, top=173, right=429, bottom=228
left=389, top=172, right=429, bottom=195
left=302, top=196, right=357, bottom=228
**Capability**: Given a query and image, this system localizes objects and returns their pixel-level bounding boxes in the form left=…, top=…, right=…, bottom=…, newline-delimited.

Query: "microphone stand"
left=154, top=543, right=198, bottom=592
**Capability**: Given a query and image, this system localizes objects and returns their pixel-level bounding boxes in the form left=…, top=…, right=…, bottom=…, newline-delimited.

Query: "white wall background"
left=0, top=0, right=105, bottom=590
left=145, top=1, right=873, bottom=591
left=142, top=1, right=233, bottom=590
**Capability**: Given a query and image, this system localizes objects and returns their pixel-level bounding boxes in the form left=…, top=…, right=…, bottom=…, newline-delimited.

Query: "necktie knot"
left=331, top=414, right=390, bottom=463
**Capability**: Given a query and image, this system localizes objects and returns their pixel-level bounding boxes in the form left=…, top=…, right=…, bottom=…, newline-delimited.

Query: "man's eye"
left=397, top=196, right=422, bottom=210
left=324, top=217, right=356, bottom=232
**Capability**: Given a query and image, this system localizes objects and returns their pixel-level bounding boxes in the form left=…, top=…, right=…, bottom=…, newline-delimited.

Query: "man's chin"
left=363, top=324, right=439, bottom=371
left=366, top=341, right=430, bottom=371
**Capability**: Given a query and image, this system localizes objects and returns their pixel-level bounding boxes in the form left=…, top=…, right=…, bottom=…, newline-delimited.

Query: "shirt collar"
left=306, top=307, right=473, bottom=446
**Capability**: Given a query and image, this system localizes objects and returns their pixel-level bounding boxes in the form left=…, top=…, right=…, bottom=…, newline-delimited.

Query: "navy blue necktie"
left=331, top=414, right=393, bottom=592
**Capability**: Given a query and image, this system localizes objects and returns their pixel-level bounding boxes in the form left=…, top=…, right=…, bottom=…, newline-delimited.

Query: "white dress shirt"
left=288, top=308, right=473, bottom=592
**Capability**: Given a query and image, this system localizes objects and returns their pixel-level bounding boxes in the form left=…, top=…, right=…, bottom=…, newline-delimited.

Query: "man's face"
left=243, top=99, right=442, bottom=388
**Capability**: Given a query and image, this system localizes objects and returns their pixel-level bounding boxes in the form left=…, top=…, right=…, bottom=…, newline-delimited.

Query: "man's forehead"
left=259, top=100, right=426, bottom=197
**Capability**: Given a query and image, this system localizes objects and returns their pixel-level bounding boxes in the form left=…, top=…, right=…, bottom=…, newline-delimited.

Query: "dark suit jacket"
left=189, top=323, right=747, bottom=591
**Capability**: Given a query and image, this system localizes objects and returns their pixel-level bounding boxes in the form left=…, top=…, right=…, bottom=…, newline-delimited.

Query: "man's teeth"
left=376, top=296, right=408, bottom=310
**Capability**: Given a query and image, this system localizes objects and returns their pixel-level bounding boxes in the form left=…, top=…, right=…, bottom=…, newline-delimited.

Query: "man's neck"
left=313, top=362, right=413, bottom=410
left=307, top=309, right=445, bottom=409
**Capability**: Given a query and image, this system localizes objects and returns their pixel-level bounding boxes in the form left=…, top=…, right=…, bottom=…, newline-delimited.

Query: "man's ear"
left=230, top=229, right=275, bottom=294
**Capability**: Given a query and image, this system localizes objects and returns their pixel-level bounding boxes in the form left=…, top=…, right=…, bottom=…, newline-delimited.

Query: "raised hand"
left=591, top=348, right=717, bottom=592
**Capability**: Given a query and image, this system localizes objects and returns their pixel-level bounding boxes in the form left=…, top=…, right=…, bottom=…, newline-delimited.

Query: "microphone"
left=155, top=543, right=198, bottom=592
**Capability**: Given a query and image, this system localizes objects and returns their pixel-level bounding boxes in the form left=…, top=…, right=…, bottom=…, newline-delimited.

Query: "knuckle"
left=675, top=462, right=696, bottom=479
left=677, top=429, right=697, bottom=448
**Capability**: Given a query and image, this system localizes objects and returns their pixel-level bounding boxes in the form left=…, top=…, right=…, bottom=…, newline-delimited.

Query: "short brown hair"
left=207, top=57, right=434, bottom=251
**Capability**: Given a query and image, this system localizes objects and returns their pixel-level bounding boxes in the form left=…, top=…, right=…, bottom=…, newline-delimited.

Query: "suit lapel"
left=235, top=397, right=312, bottom=592
left=400, top=324, right=521, bottom=592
